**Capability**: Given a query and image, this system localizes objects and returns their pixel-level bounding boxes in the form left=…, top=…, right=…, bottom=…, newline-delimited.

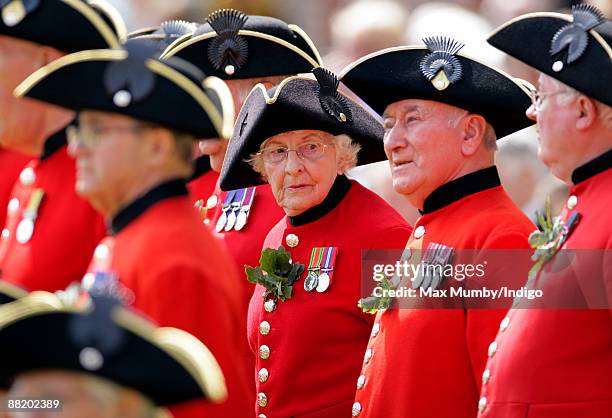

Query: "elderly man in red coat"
left=478, top=6, right=612, bottom=417
left=0, top=0, right=125, bottom=291
left=13, top=39, right=252, bottom=417
left=339, top=36, right=536, bottom=418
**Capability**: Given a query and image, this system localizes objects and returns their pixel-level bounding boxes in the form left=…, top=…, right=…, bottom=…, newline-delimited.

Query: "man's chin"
left=391, top=174, right=421, bottom=195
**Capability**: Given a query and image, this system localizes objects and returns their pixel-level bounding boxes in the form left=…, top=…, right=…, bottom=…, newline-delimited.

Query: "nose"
left=526, top=104, right=537, bottom=121
left=284, top=149, right=304, bottom=175
left=67, top=136, right=85, bottom=158
left=383, top=125, right=407, bottom=157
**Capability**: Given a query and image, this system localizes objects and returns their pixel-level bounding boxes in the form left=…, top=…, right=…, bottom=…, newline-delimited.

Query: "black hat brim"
left=487, top=12, right=612, bottom=107
left=14, top=49, right=235, bottom=139
left=162, top=29, right=322, bottom=79
left=0, top=0, right=125, bottom=51
left=0, top=293, right=227, bottom=405
left=339, top=46, right=534, bottom=139
left=219, top=76, right=387, bottom=191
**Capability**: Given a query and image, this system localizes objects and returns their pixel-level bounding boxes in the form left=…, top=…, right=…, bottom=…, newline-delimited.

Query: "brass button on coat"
left=257, top=392, right=268, bottom=407
left=260, top=321, right=271, bottom=335
left=285, top=233, right=299, bottom=247
left=259, top=345, right=270, bottom=360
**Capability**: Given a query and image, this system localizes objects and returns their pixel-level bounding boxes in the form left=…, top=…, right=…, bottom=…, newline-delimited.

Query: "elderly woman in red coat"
left=219, top=68, right=412, bottom=418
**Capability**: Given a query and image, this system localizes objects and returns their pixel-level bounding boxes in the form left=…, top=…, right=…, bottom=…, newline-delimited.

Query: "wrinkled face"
left=262, top=130, right=339, bottom=216
left=526, top=74, right=578, bottom=183
left=0, top=35, right=71, bottom=155
left=197, top=77, right=283, bottom=173
left=9, top=370, right=118, bottom=418
left=382, top=99, right=465, bottom=208
left=68, top=111, right=150, bottom=212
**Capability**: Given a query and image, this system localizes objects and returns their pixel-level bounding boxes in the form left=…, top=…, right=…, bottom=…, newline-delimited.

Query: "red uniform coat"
left=353, top=167, right=535, bottom=418
left=88, top=180, right=251, bottom=418
left=0, top=135, right=105, bottom=291
left=248, top=178, right=412, bottom=418
left=188, top=169, right=219, bottom=210
left=0, top=148, right=31, bottom=227
left=190, top=172, right=286, bottom=401
left=479, top=152, right=612, bottom=418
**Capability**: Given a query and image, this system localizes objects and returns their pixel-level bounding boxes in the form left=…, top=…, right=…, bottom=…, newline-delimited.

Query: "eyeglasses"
left=67, top=124, right=154, bottom=149
left=257, top=141, right=333, bottom=164
left=531, top=90, right=573, bottom=112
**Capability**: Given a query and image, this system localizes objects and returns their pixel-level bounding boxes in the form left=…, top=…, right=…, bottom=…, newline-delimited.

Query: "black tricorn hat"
left=0, top=0, right=126, bottom=51
left=126, top=20, right=198, bottom=55
left=339, top=37, right=535, bottom=139
left=0, top=291, right=227, bottom=406
left=161, top=9, right=323, bottom=79
left=219, top=67, right=386, bottom=191
left=13, top=40, right=235, bottom=139
left=0, top=281, right=27, bottom=305
left=487, top=5, right=612, bottom=107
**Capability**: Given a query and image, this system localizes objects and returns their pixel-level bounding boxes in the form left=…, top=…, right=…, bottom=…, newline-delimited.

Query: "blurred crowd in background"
left=105, top=0, right=611, bottom=223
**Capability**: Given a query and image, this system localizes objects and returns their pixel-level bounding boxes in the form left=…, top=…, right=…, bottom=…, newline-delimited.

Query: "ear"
left=460, top=114, right=486, bottom=157
left=144, top=128, right=175, bottom=166
left=575, top=95, right=597, bottom=131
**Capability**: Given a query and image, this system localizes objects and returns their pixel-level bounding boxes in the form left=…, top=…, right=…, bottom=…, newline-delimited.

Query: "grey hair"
left=449, top=109, right=497, bottom=150
left=549, top=78, right=612, bottom=128
left=483, top=123, right=498, bottom=151
left=247, top=133, right=361, bottom=181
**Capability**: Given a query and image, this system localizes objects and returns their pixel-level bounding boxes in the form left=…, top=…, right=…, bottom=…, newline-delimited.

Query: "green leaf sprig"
left=245, top=246, right=305, bottom=301
left=358, top=275, right=397, bottom=314
left=527, top=197, right=567, bottom=280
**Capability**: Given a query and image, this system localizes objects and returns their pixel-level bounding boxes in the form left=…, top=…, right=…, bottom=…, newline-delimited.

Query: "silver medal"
left=224, top=210, right=237, bottom=231
left=215, top=212, right=227, bottom=233
left=235, top=210, right=248, bottom=231
left=304, top=271, right=319, bottom=292
left=316, top=272, right=330, bottom=292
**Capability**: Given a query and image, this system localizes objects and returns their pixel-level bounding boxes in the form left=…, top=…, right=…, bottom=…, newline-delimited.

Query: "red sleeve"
left=138, top=264, right=252, bottom=418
